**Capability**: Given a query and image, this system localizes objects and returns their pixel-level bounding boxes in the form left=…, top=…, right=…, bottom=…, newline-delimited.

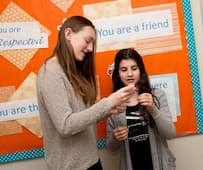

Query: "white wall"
left=1, top=0, right=203, bottom=170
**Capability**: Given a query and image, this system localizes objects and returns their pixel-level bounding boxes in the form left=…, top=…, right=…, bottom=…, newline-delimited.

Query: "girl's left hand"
left=137, top=93, right=154, bottom=111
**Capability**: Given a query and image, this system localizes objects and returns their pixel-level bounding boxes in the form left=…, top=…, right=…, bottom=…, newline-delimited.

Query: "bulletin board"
left=0, top=0, right=202, bottom=163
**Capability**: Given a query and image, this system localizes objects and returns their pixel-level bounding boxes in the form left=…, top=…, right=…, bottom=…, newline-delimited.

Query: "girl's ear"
left=64, top=28, right=72, bottom=40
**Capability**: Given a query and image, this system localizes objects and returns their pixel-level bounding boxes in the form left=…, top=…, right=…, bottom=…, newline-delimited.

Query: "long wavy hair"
left=47, top=16, right=97, bottom=105
left=112, top=48, right=151, bottom=93
left=112, top=48, right=157, bottom=126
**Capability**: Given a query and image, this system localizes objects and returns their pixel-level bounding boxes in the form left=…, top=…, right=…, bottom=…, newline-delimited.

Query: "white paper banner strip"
left=0, top=99, right=39, bottom=121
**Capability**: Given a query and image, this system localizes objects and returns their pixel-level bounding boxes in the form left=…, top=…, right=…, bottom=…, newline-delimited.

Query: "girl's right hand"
left=107, top=84, right=135, bottom=109
left=113, top=126, right=128, bottom=141
left=109, top=102, right=128, bottom=115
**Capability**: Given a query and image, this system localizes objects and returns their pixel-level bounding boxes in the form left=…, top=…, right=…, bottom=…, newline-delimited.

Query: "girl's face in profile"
left=65, top=26, right=96, bottom=61
left=119, top=58, right=140, bottom=86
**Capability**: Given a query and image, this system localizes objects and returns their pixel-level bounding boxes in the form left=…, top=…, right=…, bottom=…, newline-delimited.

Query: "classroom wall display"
left=0, top=0, right=202, bottom=163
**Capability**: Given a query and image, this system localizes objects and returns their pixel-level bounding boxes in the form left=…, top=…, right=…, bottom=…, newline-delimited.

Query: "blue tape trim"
left=0, top=149, right=44, bottom=163
left=182, top=0, right=203, bottom=133
left=0, top=139, right=106, bottom=163
left=97, top=138, right=106, bottom=148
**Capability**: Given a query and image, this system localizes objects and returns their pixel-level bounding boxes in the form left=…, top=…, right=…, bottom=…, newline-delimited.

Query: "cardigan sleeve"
left=106, top=115, right=122, bottom=151
left=37, top=61, right=112, bottom=137
left=150, top=88, right=176, bottom=139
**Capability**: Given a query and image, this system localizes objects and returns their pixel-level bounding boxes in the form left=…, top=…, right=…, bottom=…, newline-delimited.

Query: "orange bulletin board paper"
left=0, top=0, right=203, bottom=163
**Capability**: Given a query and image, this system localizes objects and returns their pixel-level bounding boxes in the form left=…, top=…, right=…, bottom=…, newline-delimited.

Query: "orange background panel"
left=0, top=0, right=198, bottom=156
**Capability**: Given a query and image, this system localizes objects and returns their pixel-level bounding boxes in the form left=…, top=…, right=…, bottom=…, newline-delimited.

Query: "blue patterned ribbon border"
left=0, top=149, right=44, bottom=163
left=0, top=139, right=106, bottom=163
left=182, top=0, right=203, bottom=133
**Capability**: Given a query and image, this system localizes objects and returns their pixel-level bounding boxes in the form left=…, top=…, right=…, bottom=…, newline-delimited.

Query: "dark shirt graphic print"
left=126, top=105, right=153, bottom=170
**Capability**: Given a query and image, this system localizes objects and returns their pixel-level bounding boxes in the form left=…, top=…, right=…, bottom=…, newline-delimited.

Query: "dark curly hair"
left=112, top=48, right=158, bottom=126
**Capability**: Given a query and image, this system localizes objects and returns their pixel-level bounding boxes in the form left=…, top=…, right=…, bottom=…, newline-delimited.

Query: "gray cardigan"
left=36, top=57, right=112, bottom=170
left=106, top=88, right=176, bottom=170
